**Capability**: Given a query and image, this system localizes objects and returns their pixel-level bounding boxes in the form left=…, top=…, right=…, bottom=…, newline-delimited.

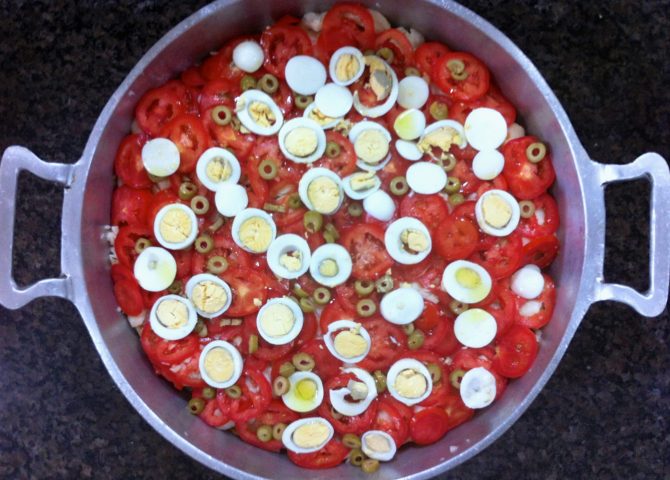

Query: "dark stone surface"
left=0, top=1, right=668, bottom=479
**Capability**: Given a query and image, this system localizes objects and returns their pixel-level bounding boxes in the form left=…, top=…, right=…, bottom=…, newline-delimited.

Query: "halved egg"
left=362, top=190, right=396, bottom=221
left=283, top=371, right=324, bottom=413
left=298, top=167, right=344, bottom=215
left=454, top=308, right=497, bottom=348
left=397, top=76, right=430, bottom=109
left=475, top=189, right=520, bottom=237
left=460, top=367, right=497, bottom=409
left=235, top=90, right=284, bottom=136
left=198, top=340, right=244, bottom=389
left=464, top=107, right=508, bottom=151
left=231, top=208, right=277, bottom=253
left=256, top=297, right=304, bottom=345
left=149, top=294, right=197, bottom=340
left=215, top=183, right=248, bottom=217
left=329, top=47, right=365, bottom=86
left=309, top=244, right=352, bottom=287
left=141, top=138, right=180, bottom=177
left=386, top=358, right=433, bottom=406
left=153, top=203, right=198, bottom=250
left=134, top=247, right=177, bottom=292
left=395, top=139, right=423, bottom=161
left=353, top=56, right=399, bottom=118
left=349, top=121, right=392, bottom=171
left=472, top=149, right=505, bottom=180
left=282, top=417, right=334, bottom=454
left=323, top=320, right=371, bottom=363
left=195, top=147, right=241, bottom=191
left=185, top=273, right=233, bottom=318
left=384, top=217, right=432, bottom=264
left=266, top=234, right=311, bottom=279
left=342, top=171, right=381, bottom=200
left=361, top=430, right=397, bottom=462
left=285, top=55, right=327, bottom=95
left=393, top=108, right=426, bottom=141
left=441, top=260, right=492, bottom=304
left=303, top=102, right=342, bottom=130
left=417, top=119, right=467, bottom=159
left=278, top=117, right=327, bottom=164
left=329, top=367, right=377, bottom=416
left=380, top=287, right=425, bottom=325
left=406, top=161, right=447, bottom=194
left=314, top=83, right=353, bottom=118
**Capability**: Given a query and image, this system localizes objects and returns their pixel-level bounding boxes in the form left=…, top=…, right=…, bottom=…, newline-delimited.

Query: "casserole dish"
left=1, top=0, right=668, bottom=478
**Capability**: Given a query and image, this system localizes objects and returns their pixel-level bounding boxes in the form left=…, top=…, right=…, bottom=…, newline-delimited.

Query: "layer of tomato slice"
left=341, top=223, right=394, bottom=281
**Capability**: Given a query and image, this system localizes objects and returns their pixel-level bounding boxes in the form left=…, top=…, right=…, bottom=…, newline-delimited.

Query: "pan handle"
left=0, top=146, right=80, bottom=309
left=588, top=152, right=670, bottom=317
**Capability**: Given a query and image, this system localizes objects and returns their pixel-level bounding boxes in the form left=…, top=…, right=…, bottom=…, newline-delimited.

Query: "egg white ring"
left=420, top=119, right=468, bottom=149
left=149, top=294, right=198, bottom=341
left=342, top=172, right=382, bottom=200
left=198, top=340, right=244, bottom=389
left=441, top=260, right=492, bottom=304
left=215, top=183, right=249, bottom=217
left=380, top=287, right=425, bottom=325
left=384, top=217, right=432, bottom=265
left=231, top=208, right=277, bottom=253
left=362, top=190, right=396, bottom=222
left=256, top=297, right=304, bottom=345
left=278, top=117, right=327, bottom=164
left=460, top=367, right=497, bottom=409
left=323, top=320, right=371, bottom=363
left=328, top=46, right=366, bottom=86
left=352, top=57, right=399, bottom=118
left=195, top=147, right=241, bottom=192
left=474, top=189, right=521, bottom=237
left=361, top=430, right=397, bottom=462
left=464, top=107, right=508, bottom=152
left=153, top=203, right=199, bottom=250
left=298, top=167, right=344, bottom=215
left=236, top=89, right=284, bottom=136
left=185, top=273, right=233, bottom=318
left=329, top=367, right=378, bottom=416
left=282, top=417, right=334, bottom=453
left=314, top=83, right=354, bottom=118
left=393, top=108, right=426, bottom=141
left=454, top=308, right=497, bottom=348
left=386, top=358, right=433, bottom=406
left=141, top=137, right=180, bottom=177
left=266, top=234, right=311, bottom=280
left=283, top=371, right=325, bottom=413
left=349, top=121, right=393, bottom=172
left=133, top=246, right=177, bottom=292
left=302, top=102, right=342, bottom=130
left=395, top=139, right=423, bottom=161
left=309, top=244, right=353, bottom=287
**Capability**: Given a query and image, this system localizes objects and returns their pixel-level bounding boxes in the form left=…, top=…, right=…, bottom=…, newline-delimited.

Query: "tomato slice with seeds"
left=261, top=25, right=313, bottom=78
left=373, top=395, right=412, bottom=446
left=198, top=79, right=237, bottom=114
left=410, top=406, right=450, bottom=445
left=296, top=339, right=343, bottom=381
left=113, top=278, right=144, bottom=316
left=111, top=186, right=152, bottom=227
left=434, top=215, right=480, bottom=261
left=375, top=28, right=415, bottom=67
left=114, top=134, right=152, bottom=189
left=287, top=438, right=350, bottom=469
left=200, top=36, right=253, bottom=82
left=415, top=42, right=450, bottom=75
left=160, top=114, right=209, bottom=174
left=469, top=232, right=523, bottom=280
left=200, top=398, right=231, bottom=427
left=154, top=334, right=200, bottom=365
left=114, top=225, right=153, bottom=269
left=521, top=235, right=560, bottom=269
left=517, top=193, right=560, bottom=238
left=357, top=318, right=407, bottom=371
left=443, top=391, right=474, bottom=431
left=514, top=274, right=556, bottom=329
left=314, top=131, right=357, bottom=176
left=217, top=367, right=272, bottom=423
left=502, top=136, right=556, bottom=200
left=316, top=3, right=375, bottom=61
left=135, top=80, right=190, bottom=136
left=222, top=268, right=268, bottom=317
left=433, top=52, right=490, bottom=102
left=341, top=224, right=394, bottom=281
left=399, top=193, right=449, bottom=233
left=493, top=324, right=539, bottom=378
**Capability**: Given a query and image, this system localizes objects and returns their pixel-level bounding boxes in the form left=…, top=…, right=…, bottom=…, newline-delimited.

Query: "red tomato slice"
left=296, top=339, right=343, bottom=381
left=114, top=134, right=152, bottom=189
left=261, top=25, right=313, bottom=78
left=469, top=232, right=522, bottom=280
left=375, top=28, right=415, bottom=67
left=514, top=274, right=556, bottom=329
left=287, top=439, right=349, bottom=469
left=111, top=185, right=152, bottom=227
left=164, top=352, right=206, bottom=388
left=423, top=315, right=460, bottom=357
left=410, top=406, right=450, bottom=445
left=341, top=224, right=394, bottom=281
left=199, top=398, right=231, bottom=427
left=521, top=235, right=560, bottom=269
left=434, top=215, right=480, bottom=261
left=517, top=193, right=560, bottom=238
left=180, top=66, right=206, bottom=88
left=113, top=278, right=144, bottom=316
left=433, top=52, right=490, bottom=102
left=414, top=301, right=441, bottom=331
left=450, top=156, right=482, bottom=195
left=154, top=334, right=199, bottom=365
left=399, top=193, right=449, bottom=233
left=114, top=225, right=153, bottom=268
left=145, top=190, right=179, bottom=228
left=415, top=42, right=450, bottom=75
left=235, top=400, right=299, bottom=452
left=134, top=80, right=190, bottom=136
left=200, top=36, right=253, bottom=82
left=316, top=4, right=375, bottom=61
left=266, top=181, right=306, bottom=227
left=493, top=324, right=539, bottom=378
left=198, top=79, right=237, bottom=114
left=160, top=114, right=210, bottom=174
left=319, top=299, right=356, bottom=332
left=314, top=131, right=357, bottom=176
left=357, top=318, right=407, bottom=371
left=502, top=136, right=556, bottom=200
left=242, top=317, right=294, bottom=362
left=222, top=268, right=267, bottom=317
left=318, top=372, right=378, bottom=435
left=373, top=395, right=412, bottom=446
left=450, top=347, right=508, bottom=399
left=443, top=391, right=474, bottom=431
left=217, top=367, right=272, bottom=423
left=204, top=115, right=256, bottom=161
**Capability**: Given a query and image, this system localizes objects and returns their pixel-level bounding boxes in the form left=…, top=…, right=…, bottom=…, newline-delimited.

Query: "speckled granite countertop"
left=0, top=1, right=668, bottom=479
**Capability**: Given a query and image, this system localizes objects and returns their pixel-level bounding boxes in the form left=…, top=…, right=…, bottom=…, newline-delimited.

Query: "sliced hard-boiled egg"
left=384, top=217, right=432, bottom=265
left=363, top=190, right=396, bottom=221
left=314, top=83, right=353, bottom=118
left=472, top=149, right=505, bottom=180
left=386, top=358, right=433, bottom=406
left=395, top=139, right=423, bottom=161
left=232, top=40, right=264, bottom=73
left=329, top=367, right=377, bottom=416
left=323, top=320, right=371, bottom=363
left=236, top=90, right=283, bottom=136
left=285, top=55, right=327, bottom=95
left=282, top=417, right=334, bottom=454
left=134, top=247, right=176, bottom=292
left=380, top=287, right=425, bottom=325
left=283, top=371, right=324, bottom=413
left=195, top=147, right=241, bottom=191
left=417, top=119, right=467, bottom=157
left=342, top=171, right=381, bottom=200
left=278, top=117, right=327, bottom=164
left=153, top=203, right=198, bottom=250
left=231, top=208, right=277, bottom=253
left=256, top=297, right=304, bottom=345
left=475, top=189, right=520, bottom=237
left=267, top=234, right=311, bottom=279
left=397, top=76, right=429, bottom=109
left=329, top=47, right=366, bottom=86
left=185, top=273, right=233, bottom=318
left=511, top=264, right=545, bottom=299
left=361, top=430, right=397, bottom=462
left=349, top=121, right=392, bottom=171
left=149, top=294, right=197, bottom=340
left=393, top=108, right=426, bottom=141
left=215, top=183, right=249, bottom=217
left=464, top=107, right=507, bottom=151
left=406, top=161, right=447, bottom=194
left=303, top=102, right=342, bottom=129
left=298, top=167, right=344, bottom=215
left=198, top=340, right=244, bottom=389
left=454, top=308, right=497, bottom=348
left=309, top=244, right=352, bottom=287
left=442, top=260, right=492, bottom=304
left=460, top=367, right=497, bottom=409
left=141, top=138, right=180, bottom=177
left=353, top=56, right=399, bottom=118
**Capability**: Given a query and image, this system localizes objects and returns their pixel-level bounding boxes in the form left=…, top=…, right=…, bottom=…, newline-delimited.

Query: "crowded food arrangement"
left=108, top=3, right=559, bottom=472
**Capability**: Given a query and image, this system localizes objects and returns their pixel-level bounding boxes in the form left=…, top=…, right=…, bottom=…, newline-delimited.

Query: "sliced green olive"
left=376, top=47, right=394, bottom=63
left=293, top=284, right=309, bottom=298
left=361, top=458, right=380, bottom=474
left=448, top=193, right=465, bottom=207
left=134, top=237, right=151, bottom=254
left=526, top=142, right=547, bottom=163
left=272, top=423, right=287, bottom=441
left=444, top=176, right=461, bottom=194
left=278, top=361, right=296, bottom=378
left=226, top=385, right=242, bottom=398
left=390, top=176, right=409, bottom=196
left=440, top=152, right=457, bottom=172
left=256, top=424, right=273, bottom=442
left=211, top=105, right=233, bottom=126
left=324, top=223, right=339, bottom=240
left=187, top=397, right=205, bottom=415
left=207, top=215, right=225, bottom=233
left=403, top=323, right=415, bottom=335
left=292, top=352, right=315, bottom=371
left=407, top=329, right=425, bottom=350
left=404, top=66, right=421, bottom=77
left=356, top=299, right=377, bottom=317
left=294, top=94, right=314, bottom=110
left=272, top=376, right=290, bottom=396
left=449, top=300, right=469, bottom=315
left=355, top=279, right=375, bottom=296
left=375, top=275, right=394, bottom=293
left=287, top=194, right=302, bottom=209
left=426, top=363, right=442, bottom=383
left=429, top=101, right=449, bottom=121
left=323, top=231, right=337, bottom=244
left=191, top=195, right=210, bottom=215
left=519, top=200, right=536, bottom=219
left=258, top=158, right=278, bottom=180
left=240, top=74, right=256, bottom=91
left=342, top=433, right=362, bottom=449
left=194, top=319, right=208, bottom=338
left=349, top=448, right=366, bottom=467
left=248, top=334, right=259, bottom=354
left=207, top=256, right=228, bottom=274
left=313, top=287, right=331, bottom=305
left=201, top=387, right=216, bottom=400
left=325, top=141, right=341, bottom=158
left=447, top=59, right=468, bottom=81
left=348, top=202, right=363, bottom=217
left=299, top=296, right=316, bottom=313
left=263, top=202, right=286, bottom=213
left=179, top=182, right=198, bottom=201
left=259, top=74, right=279, bottom=94
left=194, top=234, right=214, bottom=254
left=167, top=280, right=182, bottom=295
left=450, top=369, right=466, bottom=389
left=373, top=370, right=387, bottom=393
left=304, top=210, right=323, bottom=233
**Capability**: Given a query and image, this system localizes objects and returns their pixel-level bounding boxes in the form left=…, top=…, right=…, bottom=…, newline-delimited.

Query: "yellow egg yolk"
left=417, top=126, right=462, bottom=155
left=206, top=156, right=232, bottom=183
left=285, top=127, right=318, bottom=157
left=319, top=259, right=339, bottom=277
left=159, top=208, right=192, bottom=243
left=156, top=299, right=188, bottom=329
left=400, top=229, right=429, bottom=254
left=296, top=379, right=317, bottom=401
left=204, top=347, right=234, bottom=383
left=333, top=329, right=368, bottom=358
left=354, top=129, right=389, bottom=165
left=307, top=177, right=341, bottom=214
left=455, top=267, right=481, bottom=289
left=308, top=107, right=337, bottom=126
left=365, top=433, right=391, bottom=453
left=192, top=281, right=228, bottom=314
left=260, top=303, right=295, bottom=337
left=249, top=101, right=276, bottom=127
left=279, top=251, right=302, bottom=272
left=349, top=171, right=377, bottom=191
left=239, top=216, right=273, bottom=252
left=482, top=194, right=512, bottom=229
left=394, top=368, right=427, bottom=398
left=335, top=54, right=360, bottom=82
left=292, top=422, right=330, bottom=449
